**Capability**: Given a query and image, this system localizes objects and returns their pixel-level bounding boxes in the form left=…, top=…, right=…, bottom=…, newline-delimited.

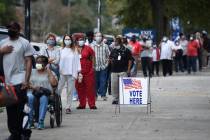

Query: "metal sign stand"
left=147, top=75, right=152, bottom=114
left=115, top=77, right=152, bottom=115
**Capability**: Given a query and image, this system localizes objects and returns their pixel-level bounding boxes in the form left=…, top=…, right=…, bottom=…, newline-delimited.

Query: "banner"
left=119, top=77, right=148, bottom=105
left=122, top=28, right=156, bottom=42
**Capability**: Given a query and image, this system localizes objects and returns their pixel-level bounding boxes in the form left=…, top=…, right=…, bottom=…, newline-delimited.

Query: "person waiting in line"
left=187, top=35, right=200, bottom=74
left=90, top=32, right=110, bottom=101
left=129, top=35, right=142, bottom=77
left=27, top=55, right=58, bottom=130
left=159, top=36, right=174, bottom=77
left=109, top=36, right=132, bottom=104
left=75, top=37, right=97, bottom=109
left=57, top=35, right=81, bottom=114
left=140, top=36, right=153, bottom=77
left=151, top=44, right=160, bottom=76
left=40, top=33, right=60, bottom=79
left=195, top=32, right=203, bottom=71
left=180, top=33, right=188, bottom=71
left=174, top=39, right=184, bottom=72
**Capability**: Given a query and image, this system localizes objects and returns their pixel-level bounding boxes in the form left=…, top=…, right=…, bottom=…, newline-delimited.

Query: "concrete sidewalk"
left=1, top=72, right=210, bottom=140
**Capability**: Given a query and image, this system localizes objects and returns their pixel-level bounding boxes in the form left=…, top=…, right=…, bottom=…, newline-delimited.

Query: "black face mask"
left=131, top=38, right=136, bottom=42
left=8, top=30, right=19, bottom=39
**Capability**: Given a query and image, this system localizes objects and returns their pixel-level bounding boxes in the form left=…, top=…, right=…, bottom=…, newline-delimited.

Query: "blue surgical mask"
left=47, top=39, right=56, bottom=46
left=78, top=40, right=85, bottom=47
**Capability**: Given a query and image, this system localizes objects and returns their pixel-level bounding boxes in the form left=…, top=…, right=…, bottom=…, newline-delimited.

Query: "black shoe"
left=76, top=106, right=85, bottom=109
left=112, top=101, right=118, bottom=104
left=90, top=106, right=97, bottom=110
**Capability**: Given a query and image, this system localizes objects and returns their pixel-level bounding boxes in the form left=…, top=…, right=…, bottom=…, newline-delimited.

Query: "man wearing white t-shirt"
left=0, top=22, right=34, bottom=140
left=160, top=36, right=174, bottom=76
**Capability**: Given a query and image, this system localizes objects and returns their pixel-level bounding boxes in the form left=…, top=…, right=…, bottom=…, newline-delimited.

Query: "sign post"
left=116, top=77, right=151, bottom=114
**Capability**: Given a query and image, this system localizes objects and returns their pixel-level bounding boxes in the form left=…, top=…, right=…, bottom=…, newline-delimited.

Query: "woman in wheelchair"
left=27, top=55, right=58, bottom=130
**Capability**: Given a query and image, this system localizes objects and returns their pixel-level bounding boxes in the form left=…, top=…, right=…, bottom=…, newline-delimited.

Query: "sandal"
left=65, top=108, right=71, bottom=114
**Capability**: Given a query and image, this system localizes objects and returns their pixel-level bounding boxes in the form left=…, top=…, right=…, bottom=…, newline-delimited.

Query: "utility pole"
left=97, top=0, right=101, bottom=32
left=24, top=0, right=31, bottom=41
left=67, top=0, right=71, bottom=34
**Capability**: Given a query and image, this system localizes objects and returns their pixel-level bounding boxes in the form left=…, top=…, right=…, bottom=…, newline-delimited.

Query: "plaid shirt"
left=91, top=42, right=110, bottom=71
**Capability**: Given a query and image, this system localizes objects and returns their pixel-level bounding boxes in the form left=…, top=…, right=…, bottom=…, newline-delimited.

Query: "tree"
left=0, top=0, right=16, bottom=25
left=106, top=0, right=210, bottom=42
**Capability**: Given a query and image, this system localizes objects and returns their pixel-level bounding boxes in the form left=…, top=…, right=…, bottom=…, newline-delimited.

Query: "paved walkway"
left=1, top=71, right=210, bottom=140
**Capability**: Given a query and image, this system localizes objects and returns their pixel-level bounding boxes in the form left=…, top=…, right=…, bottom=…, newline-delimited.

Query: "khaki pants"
left=111, top=72, right=127, bottom=101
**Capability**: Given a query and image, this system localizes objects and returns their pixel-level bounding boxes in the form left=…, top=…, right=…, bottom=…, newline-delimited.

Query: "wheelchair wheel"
left=54, top=94, right=62, bottom=127
left=50, top=114, right=55, bottom=128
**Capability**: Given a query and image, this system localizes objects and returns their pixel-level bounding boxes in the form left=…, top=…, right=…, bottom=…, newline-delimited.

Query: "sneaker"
left=76, top=106, right=85, bottom=109
left=65, top=108, right=71, bottom=114
left=112, top=100, right=118, bottom=105
left=102, top=96, right=108, bottom=101
left=90, top=106, right=97, bottom=110
left=37, top=121, right=44, bottom=130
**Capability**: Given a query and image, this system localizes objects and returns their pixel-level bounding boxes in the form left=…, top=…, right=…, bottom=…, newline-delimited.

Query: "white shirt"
left=59, top=47, right=81, bottom=78
left=160, top=40, right=174, bottom=60
left=0, top=37, right=34, bottom=85
left=152, top=48, right=160, bottom=62
left=180, top=40, right=188, bottom=55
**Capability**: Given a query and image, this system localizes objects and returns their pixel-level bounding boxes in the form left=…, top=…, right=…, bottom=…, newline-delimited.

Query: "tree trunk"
left=150, top=0, right=164, bottom=43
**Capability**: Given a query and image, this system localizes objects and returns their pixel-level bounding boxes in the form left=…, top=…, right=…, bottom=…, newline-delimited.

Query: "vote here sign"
left=119, top=77, right=148, bottom=105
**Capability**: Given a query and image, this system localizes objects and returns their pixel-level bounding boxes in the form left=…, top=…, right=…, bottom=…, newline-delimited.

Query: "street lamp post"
left=24, top=0, right=31, bottom=41
left=67, top=0, right=71, bottom=34
left=97, top=0, right=101, bottom=32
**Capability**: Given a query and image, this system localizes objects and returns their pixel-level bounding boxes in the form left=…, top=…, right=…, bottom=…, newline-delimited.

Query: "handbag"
left=0, top=76, right=18, bottom=107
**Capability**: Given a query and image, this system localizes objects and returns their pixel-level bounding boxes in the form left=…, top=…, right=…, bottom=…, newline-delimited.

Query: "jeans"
left=130, top=55, right=139, bottom=77
left=141, top=57, right=152, bottom=77
left=187, top=56, right=197, bottom=73
left=152, top=61, right=160, bottom=76
left=175, top=49, right=184, bottom=72
left=6, top=84, right=31, bottom=140
left=27, top=91, right=48, bottom=124
left=95, top=68, right=109, bottom=97
left=161, top=59, right=173, bottom=76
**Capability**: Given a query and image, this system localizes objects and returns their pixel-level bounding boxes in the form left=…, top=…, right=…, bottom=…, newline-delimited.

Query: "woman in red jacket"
left=75, top=37, right=97, bottom=109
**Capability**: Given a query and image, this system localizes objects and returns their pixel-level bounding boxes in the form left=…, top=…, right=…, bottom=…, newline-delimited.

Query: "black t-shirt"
left=109, top=45, right=132, bottom=73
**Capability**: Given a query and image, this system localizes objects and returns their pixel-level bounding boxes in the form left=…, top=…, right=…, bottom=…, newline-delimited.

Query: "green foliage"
left=0, top=0, right=16, bottom=25
left=109, top=0, right=210, bottom=35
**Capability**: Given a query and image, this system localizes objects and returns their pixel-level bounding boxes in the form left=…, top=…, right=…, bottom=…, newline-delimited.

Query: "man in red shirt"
left=187, top=35, right=200, bottom=74
left=129, top=35, right=142, bottom=76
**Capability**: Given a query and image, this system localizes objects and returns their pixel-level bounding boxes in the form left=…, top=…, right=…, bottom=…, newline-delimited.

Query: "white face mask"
left=36, top=63, right=43, bottom=70
left=190, top=37, right=193, bottom=41
left=115, top=45, right=120, bottom=49
left=95, top=37, right=102, bottom=43
left=163, top=37, right=167, bottom=42
left=78, top=40, right=85, bottom=47
left=64, top=40, right=72, bottom=46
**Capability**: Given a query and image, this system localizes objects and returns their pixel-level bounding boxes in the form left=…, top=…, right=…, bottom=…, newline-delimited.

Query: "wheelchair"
left=32, top=90, right=62, bottom=128
left=48, top=92, right=62, bottom=128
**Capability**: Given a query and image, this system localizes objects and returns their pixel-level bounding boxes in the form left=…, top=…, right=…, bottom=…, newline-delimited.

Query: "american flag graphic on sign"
left=122, top=79, right=142, bottom=89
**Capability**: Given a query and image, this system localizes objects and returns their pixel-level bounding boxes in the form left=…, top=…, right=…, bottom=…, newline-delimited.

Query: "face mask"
left=47, top=39, right=56, bottom=46
left=64, top=40, right=72, bottom=46
left=36, top=63, right=43, bottom=70
left=163, top=37, right=167, bottom=42
left=8, top=30, right=19, bottom=38
left=115, top=45, right=120, bottom=49
left=190, top=37, right=193, bottom=41
left=78, top=40, right=85, bottom=47
left=95, top=37, right=102, bottom=43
